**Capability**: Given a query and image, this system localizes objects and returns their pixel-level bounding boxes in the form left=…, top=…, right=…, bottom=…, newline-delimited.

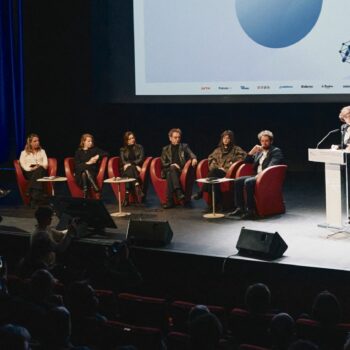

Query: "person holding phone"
left=74, top=133, right=108, bottom=198
left=228, top=130, right=284, bottom=219
left=19, top=133, right=48, bottom=206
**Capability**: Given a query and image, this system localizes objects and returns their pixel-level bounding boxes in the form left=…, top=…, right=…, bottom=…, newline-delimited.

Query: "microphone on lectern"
left=316, top=129, right=339, bottom=149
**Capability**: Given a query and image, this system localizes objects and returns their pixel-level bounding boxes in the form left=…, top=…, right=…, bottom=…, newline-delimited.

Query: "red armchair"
left=107, top=156, right=152, bottom=204
left=235, top=164, right=287, bottom=217
left=14, top=158, right=57, bottom=205
left=64, top=156, right=107, bottom=199
left=150, top=157, right=195, bottom=205
left=196, top=159, right=243, bottom=210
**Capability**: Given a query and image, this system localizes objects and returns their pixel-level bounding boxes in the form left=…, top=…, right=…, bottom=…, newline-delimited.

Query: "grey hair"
left=258, top=130, right=274, bottom=141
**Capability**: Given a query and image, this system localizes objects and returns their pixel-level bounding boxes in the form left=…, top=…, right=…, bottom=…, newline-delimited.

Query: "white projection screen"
left=133, top=0, right=350, bottom=102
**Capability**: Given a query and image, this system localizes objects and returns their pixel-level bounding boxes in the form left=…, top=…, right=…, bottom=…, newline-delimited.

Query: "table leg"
left=203, top=183, right=224, bottom=219
left=111, top=183, right=131, bottom=217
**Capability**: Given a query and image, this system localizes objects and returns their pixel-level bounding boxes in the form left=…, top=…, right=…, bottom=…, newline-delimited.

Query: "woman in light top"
left=19, top=133, right=48, bottom=205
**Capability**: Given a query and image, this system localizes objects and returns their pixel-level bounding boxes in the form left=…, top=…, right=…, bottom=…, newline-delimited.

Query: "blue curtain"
left=0, top=0, right=25, bottom=163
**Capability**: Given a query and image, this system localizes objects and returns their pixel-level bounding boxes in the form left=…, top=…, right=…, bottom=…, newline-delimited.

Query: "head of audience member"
left=258, top=130, right=274, bottom=151
left=339, top=106, right=350, bottom=125
left=219, top=130, right=234, bottom=151
left=67, top=281, right=99, bottom=318
left=29, top=269, right=56, bottom=302
left=188, top=304, right=210, bottom=324
left=311, top=290, right=341, bottom=326
left=42, top=306, right=72, bottom=347
left=0, top=324, right=31, bottom=350
left=106, top=240, right=129, bottom=264
left=188, top=312, right=223, bottom=350
left=245, top=283, right=271, bottom=314
left=79, top=133, right=94, bottom=150
left=168, top=128, right=182, bottom=146
left=288, top=340, right=319, bottom=350
left=124, top=131, right=137, bottom=146
left=270, top=313, right=295, bottom=350
left=24, top=133, right=41, bottom=153
left=35, top=206, right=53, bottom=229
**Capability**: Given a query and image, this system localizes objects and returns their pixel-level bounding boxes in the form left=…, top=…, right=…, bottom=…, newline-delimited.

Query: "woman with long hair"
left=192, top=130, right=246, bottom=210
left=19, top=133, right=48, bottom=206
left=120, top=131, right=145, bottom=206
left=74, top=133, right=108, bottom=198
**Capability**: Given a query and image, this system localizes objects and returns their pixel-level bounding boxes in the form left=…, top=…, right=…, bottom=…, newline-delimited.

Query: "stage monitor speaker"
left=236, top=227, right=288, bottom=260
left=127, top=220, right=173, bottom=247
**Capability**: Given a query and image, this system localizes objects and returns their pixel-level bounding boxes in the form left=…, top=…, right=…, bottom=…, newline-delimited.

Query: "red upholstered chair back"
left=117, top=292, right=169, bottom=330
left=196, top=159, right=243, bottom=210
left=229, top=308, right=275, bottom=347
left=103, top=320, right=164, bottom=350
left=150, top=157, right=195, bottom=205
left=14, top=158, right=57, bottom=205
left=167, top=331, right=191, bottom=350
left=236, top=163, right=287, bottom=217
left=107, top=156, right=152, bottom=204
left=239, top=345, right=270, bottom=350
left=296, top=318, right=350, bottom=349
left=64, top=156, right=107, bottom=199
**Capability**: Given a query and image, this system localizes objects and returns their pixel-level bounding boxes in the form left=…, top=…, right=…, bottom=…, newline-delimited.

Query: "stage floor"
left=1, top=173, right=350, bottom=272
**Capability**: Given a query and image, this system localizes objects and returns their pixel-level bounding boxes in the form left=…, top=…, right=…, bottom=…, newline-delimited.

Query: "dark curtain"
left=0, top=0, right=25, bottom=163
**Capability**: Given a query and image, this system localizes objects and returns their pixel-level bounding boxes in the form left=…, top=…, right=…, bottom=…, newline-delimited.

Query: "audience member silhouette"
left=0, top=324, right=31, bottom=350
left=188, top=312, right=223, bottom=350
left=311, top=291, right=341, bottom=327
left=41, top=306, right=91, bottom=350
left=270, top=313, right=296, bottom=350
left=245, top=283, right=272, bottom=314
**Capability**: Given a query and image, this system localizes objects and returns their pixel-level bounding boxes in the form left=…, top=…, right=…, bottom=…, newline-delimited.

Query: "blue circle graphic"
left=235, top=0, right=323, bottom=48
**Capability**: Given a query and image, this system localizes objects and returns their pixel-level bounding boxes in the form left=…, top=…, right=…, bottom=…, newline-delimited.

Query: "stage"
left=1, top=172, right=350, bottom=273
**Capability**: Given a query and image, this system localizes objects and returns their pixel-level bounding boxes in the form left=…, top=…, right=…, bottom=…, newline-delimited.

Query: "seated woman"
left=74, top=133, right=108, bottom=198
left=120, top=131, right=145, bottom=206
left=19, top=133, right=48, bottom=206
left=192, top=130, right=246, bottom=210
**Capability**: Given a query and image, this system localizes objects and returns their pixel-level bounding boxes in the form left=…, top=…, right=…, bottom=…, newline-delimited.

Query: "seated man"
left=228, top=130, right=284, bottom=219
left=161, top=128, right=197, bottom=209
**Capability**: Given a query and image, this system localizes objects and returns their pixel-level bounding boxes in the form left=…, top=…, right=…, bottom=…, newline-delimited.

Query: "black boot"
left=175, top=188, right=185, bottom=200
left=122, top=192, right=130, bottom=207
left=85, top=170, right=99, bottom=192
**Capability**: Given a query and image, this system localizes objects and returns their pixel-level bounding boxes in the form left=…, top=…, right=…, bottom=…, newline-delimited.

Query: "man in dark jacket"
left=161, top=128, right=197, bottom=209
left=228, top=130, right=284, bottom=219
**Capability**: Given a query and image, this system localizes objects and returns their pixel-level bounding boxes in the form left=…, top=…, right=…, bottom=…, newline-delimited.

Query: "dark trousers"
left=202, top=168, right=226, bottom=204
left=234, top=175, right=257, bottom=211
left=23, top=166, right=46, bottom=192
left=165, top=166, right=181, bottom=201
left=121, top=165, right=141, bottom=191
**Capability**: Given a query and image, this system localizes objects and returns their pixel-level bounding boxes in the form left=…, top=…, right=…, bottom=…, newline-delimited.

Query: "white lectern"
left=308, top=149, right=348, bottom=228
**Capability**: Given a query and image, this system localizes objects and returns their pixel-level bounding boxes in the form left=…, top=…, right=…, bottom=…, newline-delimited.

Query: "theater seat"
left=13, top=158, right=57, bottom=205
left=229, top=308, right=275, bottom=347
left=102, top=320, right=164, bottom=350
left=296, top=318, right=350, bottom=349
left=236, top=164, right=287, bottom=217
left=64, top=156, right=107, bottom=199
left=107, top=156, right=152, bottom=204
left=117, top=292, right=169, bottom=330
left=150, top=157, right=195, bottom=205
left=196, top=159, right=243, bottom=210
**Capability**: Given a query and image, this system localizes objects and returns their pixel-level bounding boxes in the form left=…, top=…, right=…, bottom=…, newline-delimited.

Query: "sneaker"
left=227, top=207, right=244, bottom=217
left=191, top=191, right=203, bottom=200
left=240, top=209, right=258, bottom=220
left=175, top=189, right=185, bottom=200
left=0, top=189, right=11, bottom=198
